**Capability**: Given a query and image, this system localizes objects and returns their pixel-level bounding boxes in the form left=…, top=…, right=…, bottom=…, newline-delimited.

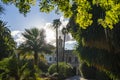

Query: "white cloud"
left=43, top=23, right=56, bottom=43
left=11, top=30, right=25, bottom=46
left=11, top=30, right=21, bottom=37
left=59, top=16, right=69, bottom=30
left=65, top=40, right=77, bottom=50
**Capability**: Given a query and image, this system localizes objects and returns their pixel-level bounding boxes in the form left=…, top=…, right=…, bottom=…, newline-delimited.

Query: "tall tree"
left=0, top=5, right=15, bottom=60
left=19, top=28, right=52, bottom=65
left=0, top=20, right=15, bottom=60
left=67, top=5, right=120, bottom=79
left=52, top=19, right=61, bottom=73
left=62, top=27, right=68, bottom=62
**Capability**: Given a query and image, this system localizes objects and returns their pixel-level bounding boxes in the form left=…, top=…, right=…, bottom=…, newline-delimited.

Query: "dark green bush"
left=38, top=60, right=49, bottom=73
left=48, top=62, right=75, bottom=79
left=80, top=62, right=96, bottom=79
left=80, top=62, right=112, bottom=80
left=96, top=70, right=111, bottom=80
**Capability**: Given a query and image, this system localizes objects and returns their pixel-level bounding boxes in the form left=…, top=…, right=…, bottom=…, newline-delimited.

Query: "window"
left=49, top=57, right=52, bottom=61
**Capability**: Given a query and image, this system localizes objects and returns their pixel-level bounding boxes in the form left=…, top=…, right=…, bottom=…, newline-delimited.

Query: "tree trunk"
left=34, top=51, right=38, bottom=66
left=15, top=75, right=20, bottom=80
left=56, top=27, right=59, bottom=73
left=63, top=34, right=66, bottom=62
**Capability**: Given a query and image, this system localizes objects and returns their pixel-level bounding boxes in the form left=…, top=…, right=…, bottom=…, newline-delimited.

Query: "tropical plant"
left=52, top=19, right=61, bottom=73
left=0, top=56, right=39, bottom=80
left=0, top=4, right=4, bottom=14
left=19, top=28, right=53, bottom=66
left=38, top=60, right=49, bottom=73
left=0, top=20, right=15, bottom=60
left=48, top=62, right=75, bottom=79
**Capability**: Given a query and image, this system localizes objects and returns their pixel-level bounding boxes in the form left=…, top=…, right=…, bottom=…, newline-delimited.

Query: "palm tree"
left=0, top=20, right=15, bottom=60
left=0, top=4, right=4, bottom=14
left=19, top=28, right=53, bottom=65
left=52, top=19, right=61, bottom=73
left=62, top=27, right=68, bottom=62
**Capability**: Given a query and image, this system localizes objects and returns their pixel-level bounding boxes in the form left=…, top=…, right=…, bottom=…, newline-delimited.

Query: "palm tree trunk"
left=34, top=51, right=38, bottom=65
left=63, top=34, right=66, bottom=62
left=56, top=27, right=59, bottom=73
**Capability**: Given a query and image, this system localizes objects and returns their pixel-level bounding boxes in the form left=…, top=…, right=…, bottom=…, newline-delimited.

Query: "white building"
left=45, top=36, right=79, bottom=67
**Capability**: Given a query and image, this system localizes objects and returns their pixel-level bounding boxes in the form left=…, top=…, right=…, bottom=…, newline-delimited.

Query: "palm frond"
left=52, top=19, right=61, bottom=29
left=0, top=4, right=4, bottom=15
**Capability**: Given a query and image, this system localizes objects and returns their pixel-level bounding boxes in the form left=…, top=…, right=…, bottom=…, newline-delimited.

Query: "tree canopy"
left=1, top=0, right=120, bottom=29
left=19, top=28, right=54, bottom=65
left=0, top=20, right=15, bottom=60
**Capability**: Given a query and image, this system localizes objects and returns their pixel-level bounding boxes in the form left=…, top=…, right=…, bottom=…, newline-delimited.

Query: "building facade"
left=45, top=36, right=79, bottom=67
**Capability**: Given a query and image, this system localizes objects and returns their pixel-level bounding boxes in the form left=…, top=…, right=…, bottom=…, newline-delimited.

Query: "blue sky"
left=1, top=3, right=61, bottom=31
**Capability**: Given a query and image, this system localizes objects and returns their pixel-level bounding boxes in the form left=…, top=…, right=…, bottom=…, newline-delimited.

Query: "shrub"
left=38, top=60, right=49, bottom=73
left=80, top=62, right=112, bottom=80
left=48, top=62, right=75, bottom=79
left=96, top=70, right=111, bottom=80
left=80, top=62, right=96, bottom=79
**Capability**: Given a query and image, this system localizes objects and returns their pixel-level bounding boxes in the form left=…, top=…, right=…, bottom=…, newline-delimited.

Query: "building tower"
left=58, top=36, right=63, bottom=62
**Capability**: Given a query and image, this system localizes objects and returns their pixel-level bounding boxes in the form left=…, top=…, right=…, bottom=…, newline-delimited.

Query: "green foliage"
left=1, top=0, right=36, bottom=15
left=38, top=60, right=49, bottom=73
left=80, top=62, right=111, bottom=80
left=96, top=70, right=111, bottom=80
left=2, top=0, right=120, bottom=29
left=52, top=19, right=61, bottom=29
left=48, top=62, right=75, bottom=79
left=80, top=62, right=96, bottom=79
left=0, top=57, right=18, bottom=80
left=76, top=45, right=120, bottom=80
left=67, top=3, right=120, bottom=79
left=40, top=0, right=73, bottom=17
left=0, top=56, right=42, bottom=80
left=40, top=0, right=120, bottom=29
left=0, top=4, right=4, bottom=14
left=0, top=20, right=15, bottom=60
left=19, top=28, right=53, bottom=65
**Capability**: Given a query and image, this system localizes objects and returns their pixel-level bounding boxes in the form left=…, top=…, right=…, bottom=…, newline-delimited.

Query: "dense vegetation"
left=0, top=20, right=15, bottom=60
left=67, top=5, right=120, bottom=79
left=0, top=0, right=120, bottom=80
left=0, top=21, right=53, bottom=79
left=48, top=62, right=75, bottom=80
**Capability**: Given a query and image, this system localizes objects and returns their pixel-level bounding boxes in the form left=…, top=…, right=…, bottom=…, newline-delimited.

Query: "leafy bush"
left=96, top=70, right=111, bottom=80
left=38, top=60, right=49, bottom=73
left=80, top=62, right=96, bottom=79
left=80, top=62, right=112, bottom=80
left=48, top=62, right=75, bottom=79
left=0, top=57, right=42, bottom=80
